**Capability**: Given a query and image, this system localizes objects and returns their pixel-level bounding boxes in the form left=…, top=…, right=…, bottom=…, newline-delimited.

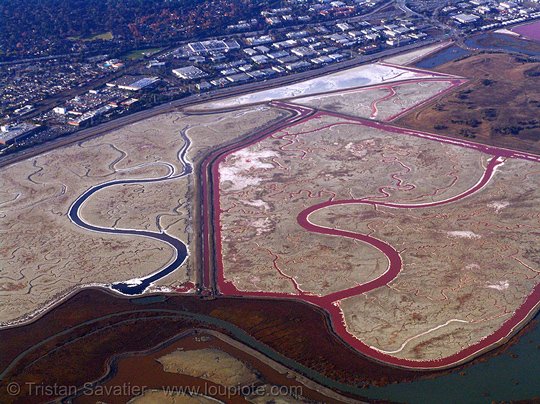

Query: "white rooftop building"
left=172, top=66, right=208, bottom=80
left=453, top=13, right=480, bottom=24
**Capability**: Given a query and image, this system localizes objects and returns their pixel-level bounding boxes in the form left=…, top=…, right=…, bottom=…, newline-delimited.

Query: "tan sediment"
left=157, top=348, right=259, bottom=387
left=217, top=110, right=540, bottom=362
left=0, top=105, right=288, bottom=324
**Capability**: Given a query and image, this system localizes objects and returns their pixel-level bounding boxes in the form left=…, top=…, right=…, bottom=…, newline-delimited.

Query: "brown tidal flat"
left=396, top=53, right=540, bottom=154
left=0, top=289, right=413, bottom=403
left=0, top=104, right=288, bottom=325
left=0, top=289, right=537, bottom=403
left=75, top=330, right=344, bottom=403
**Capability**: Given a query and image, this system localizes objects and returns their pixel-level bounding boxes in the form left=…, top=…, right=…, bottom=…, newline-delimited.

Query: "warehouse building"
left=172, top=66, right=209, bottom=80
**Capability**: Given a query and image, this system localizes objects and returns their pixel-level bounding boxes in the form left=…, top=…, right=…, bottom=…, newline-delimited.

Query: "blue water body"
left=465, top=33, right=540, bottom=57
left=130, top=295, right=168, bottom=305
left=68, top=175, right=189, bottom=295
left=415, top=45, right=472, bottom=69
left=68, top=132, right=193, bottom=295
left=111, top=234, right=188, bottom=294
left=358, top=313, right=540, bottom=403
left=103, top=305, right=539, bottom=403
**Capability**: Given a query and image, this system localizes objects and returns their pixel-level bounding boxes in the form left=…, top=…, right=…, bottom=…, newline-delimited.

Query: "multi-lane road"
left=0, top=36, right=448, bottom=170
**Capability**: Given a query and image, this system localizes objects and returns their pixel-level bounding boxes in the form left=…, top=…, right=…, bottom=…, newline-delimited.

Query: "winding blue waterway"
left=68, top=132, right=192, bottom=295
left=63, top=112, right=540, bottom=402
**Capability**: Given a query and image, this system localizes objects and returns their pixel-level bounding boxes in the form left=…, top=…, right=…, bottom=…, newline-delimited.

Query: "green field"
left=88, top=31, right=114, bottom=41
left=122, top=48, right=163, bottom=60
left=68, top=31, right=114, bottom=42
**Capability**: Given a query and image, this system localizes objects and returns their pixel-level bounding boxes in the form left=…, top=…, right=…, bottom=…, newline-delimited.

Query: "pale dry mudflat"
left=314, top=157, right=540, bottom=361
left=0, top=105, right=288, bottom=325
left=383, top=41, right=453, bottom=66
left=320, top=160, right=540, bottom=360
left=293, top=80, right=454, bottom=120
left=130, top=386, right=306, bottom=404
left=218, top=111, right=540, bottom=361
left=130, top=390, right=221, bottom=404
left=80, top=178, right=191, bottom=235
left=195, top=62, right=449, bottom=111
left=158, top=348, right=259, bottom=387
left=0, top=149, right=175, bottom=324
left=218, top=114, right=487, bottom=297
left=247, top=388, right=307, bottom=404
left=142, top=346, right=309, bottom=404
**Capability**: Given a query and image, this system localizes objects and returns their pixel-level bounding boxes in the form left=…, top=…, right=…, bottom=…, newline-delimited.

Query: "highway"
left=3, top=38, right=540, bottom=371
left=0, top=35, right=448, bottom=170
